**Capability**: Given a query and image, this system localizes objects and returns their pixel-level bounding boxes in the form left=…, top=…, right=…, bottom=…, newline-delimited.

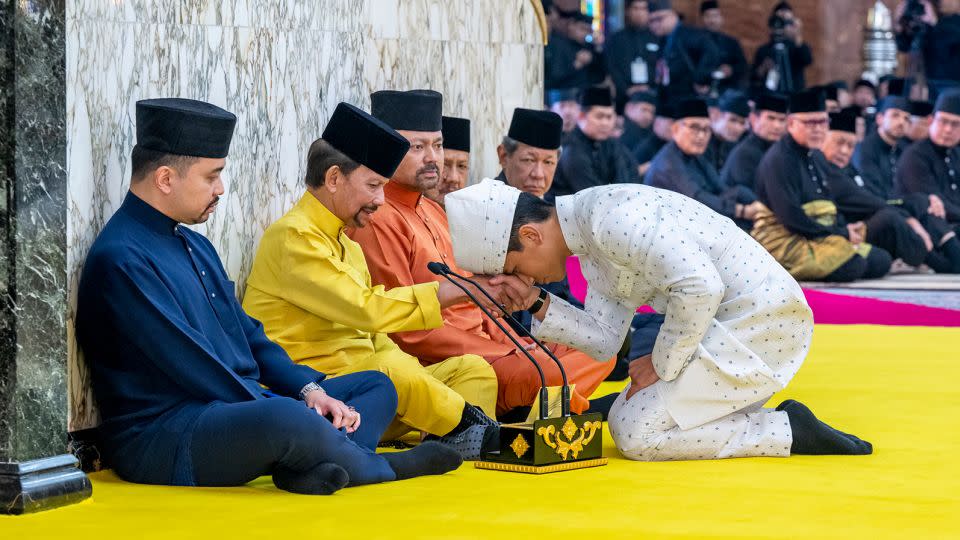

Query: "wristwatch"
left=526, top=287, right=549, bottom=315
left=299, top=381, right=326, bottom=400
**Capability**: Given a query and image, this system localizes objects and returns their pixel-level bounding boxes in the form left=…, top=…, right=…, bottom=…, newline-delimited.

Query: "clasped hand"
left=304, top=390, right=361, bottom=433
left=471, top=274, right=539, bottom=314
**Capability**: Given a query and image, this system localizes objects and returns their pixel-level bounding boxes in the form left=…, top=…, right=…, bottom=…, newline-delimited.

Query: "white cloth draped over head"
left=444, top=178, right=522, bottom=275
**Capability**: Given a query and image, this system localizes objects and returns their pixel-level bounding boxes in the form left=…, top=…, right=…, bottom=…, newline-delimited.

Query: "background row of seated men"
left=532, top=83, right=960, bottom=282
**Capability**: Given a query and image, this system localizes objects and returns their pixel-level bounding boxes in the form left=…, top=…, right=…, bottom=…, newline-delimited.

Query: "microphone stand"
left=440, top=266, right=572, bottom=418
left=428, top=262, right=550, bottom=421
left=428, top=261, right=607, bottom=474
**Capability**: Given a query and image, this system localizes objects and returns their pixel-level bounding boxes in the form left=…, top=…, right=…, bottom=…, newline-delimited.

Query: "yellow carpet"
left=3, top=325, right=958, bottom=539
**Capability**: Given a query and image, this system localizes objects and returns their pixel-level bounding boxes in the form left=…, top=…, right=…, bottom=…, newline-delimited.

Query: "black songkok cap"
left=718, top=91, right=750, bottom=117
left=700, top=1, right=719, bottom=13
left=854, top=78, right=877, bottom=91
left=935, top=89, right=960, bottom=115
left=648, top=0, right=673, bottom=12
left=579, top=86, right=613, bottom=108
left=627, top=89, right=658, bottom=105
left=910, top=100, right=935, bottom=117
left=789, top=88, right=826, bottom=114
left=830, top=80, right=850, bottom=91
left=878, top=95, right=910, bottom=113
left=371, top=89, right=443, bottom=132
left=657, top=96, right=678, bottom=119
left=508, top=108, right=564, bottom=150
left=135, top=98, right=237, bottom=158
left=819, top=84, right=839, bottom=102
left=546, top=88, right=579, bottom=106
left=828, top=111, right=858, bottom=134
left=441, top=116, right=471, bottom=153
left=322, top=102, right=410, bottom=179
left=675, top=98, right=710, bottom=120
left=755, top=92, right=789, bottom=114
left=887, top=77, right=908, bottom=97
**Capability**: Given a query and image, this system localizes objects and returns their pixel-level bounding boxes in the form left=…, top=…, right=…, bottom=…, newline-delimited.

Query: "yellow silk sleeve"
left=279, top=229, right=443, bottom=334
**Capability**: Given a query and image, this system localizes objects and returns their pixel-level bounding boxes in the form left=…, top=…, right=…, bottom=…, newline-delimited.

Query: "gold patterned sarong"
left=751, top=200, right=872, bottom=281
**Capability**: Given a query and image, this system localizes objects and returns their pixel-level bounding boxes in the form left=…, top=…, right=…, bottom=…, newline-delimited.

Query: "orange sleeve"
left=350, top=213, right=515, bottom=365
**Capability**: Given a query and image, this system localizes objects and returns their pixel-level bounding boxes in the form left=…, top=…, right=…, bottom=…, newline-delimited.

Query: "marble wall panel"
left=1, top=0, right=69, bottom=461
left=66, top=0, right=545, bottom=430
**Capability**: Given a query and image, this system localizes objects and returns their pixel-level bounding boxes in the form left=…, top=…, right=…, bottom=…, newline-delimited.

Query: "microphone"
left=428, top=261, right=551, bottom=421
left=440, top=266, right=572, bottom=418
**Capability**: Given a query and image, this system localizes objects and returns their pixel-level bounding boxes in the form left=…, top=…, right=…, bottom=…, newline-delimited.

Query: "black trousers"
left=189, top=371, right=398, bottom=487
left=864, top=207, right=928, bottom=267
left=823, top=247, right=892, bottom=282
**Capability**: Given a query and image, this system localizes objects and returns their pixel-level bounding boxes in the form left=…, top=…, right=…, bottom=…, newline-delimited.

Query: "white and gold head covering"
left=445, top=178, right=522, bottom=275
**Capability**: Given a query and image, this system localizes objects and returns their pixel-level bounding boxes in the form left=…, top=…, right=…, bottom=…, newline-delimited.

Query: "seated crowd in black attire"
left=540, top=0, right=960, bottom=282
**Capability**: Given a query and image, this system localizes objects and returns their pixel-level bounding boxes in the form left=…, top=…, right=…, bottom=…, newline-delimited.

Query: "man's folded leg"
left=189, top=396, right=464, bottom=493
left=422, top=354, right=499, bottom=419
left=347, top=349, right=471, bottom=436
left=189, top=398, right=396, bottom=491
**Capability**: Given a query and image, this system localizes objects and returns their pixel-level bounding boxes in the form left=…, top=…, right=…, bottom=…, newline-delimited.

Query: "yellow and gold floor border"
left=474, top=457, right=608, bottom=475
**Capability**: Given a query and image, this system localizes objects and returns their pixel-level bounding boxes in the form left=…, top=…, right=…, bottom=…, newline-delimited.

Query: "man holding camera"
left=895, top=0, right=960, bottom=94
left=750, top=6, right=813, bottom=94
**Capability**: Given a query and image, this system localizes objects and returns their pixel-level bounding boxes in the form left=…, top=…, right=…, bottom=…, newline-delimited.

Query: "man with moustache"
left=720, top=92, right=789, bottom=192
left=896, top=90, right=960, bottom=228
left=753, top=89, right=892, bottom=282
left=823, top=110, right=960, bottom=273
left=244, top=98, right=501, bottom=460
left=424, top=115, right=470, bottom=207
left=351, top=97, right=618, bottom=420
left=494, top=108, right=564, bottom=199
left=76, top=99, right=463, bottom=494
left=645, top=97, right=761, bottom=230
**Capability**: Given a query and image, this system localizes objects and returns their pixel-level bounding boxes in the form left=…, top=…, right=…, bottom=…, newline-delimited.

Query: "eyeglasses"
left=679, top=122, right=712, bottom=136
left=797, top=118, right=829, bottom=128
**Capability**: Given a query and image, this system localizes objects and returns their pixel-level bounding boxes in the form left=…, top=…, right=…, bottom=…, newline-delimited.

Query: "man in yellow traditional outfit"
left=243, top=102, right=500, bottom=459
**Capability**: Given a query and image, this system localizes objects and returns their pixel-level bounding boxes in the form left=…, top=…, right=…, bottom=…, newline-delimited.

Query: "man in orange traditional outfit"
left=349, top=90, right=616, bottom=419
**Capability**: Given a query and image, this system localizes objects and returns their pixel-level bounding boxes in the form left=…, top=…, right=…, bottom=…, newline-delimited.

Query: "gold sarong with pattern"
left=751, top=200, right=872, bottom=281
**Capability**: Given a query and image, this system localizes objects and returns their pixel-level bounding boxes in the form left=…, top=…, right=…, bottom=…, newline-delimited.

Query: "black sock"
left=777, top=400, right=873, bottom=456
left=382, top=441, right=463, bottom=480
left=585, top=393, right=620, bottom=421
left=272, top=462, right=349, bottom=495
left=940, top=237, right=960, bottom=273
left=924, top=250, right=953, bottom=273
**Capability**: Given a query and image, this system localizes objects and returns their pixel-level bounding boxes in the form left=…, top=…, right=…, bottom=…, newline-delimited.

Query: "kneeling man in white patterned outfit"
left=445, top=180, right=872, bottom=461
